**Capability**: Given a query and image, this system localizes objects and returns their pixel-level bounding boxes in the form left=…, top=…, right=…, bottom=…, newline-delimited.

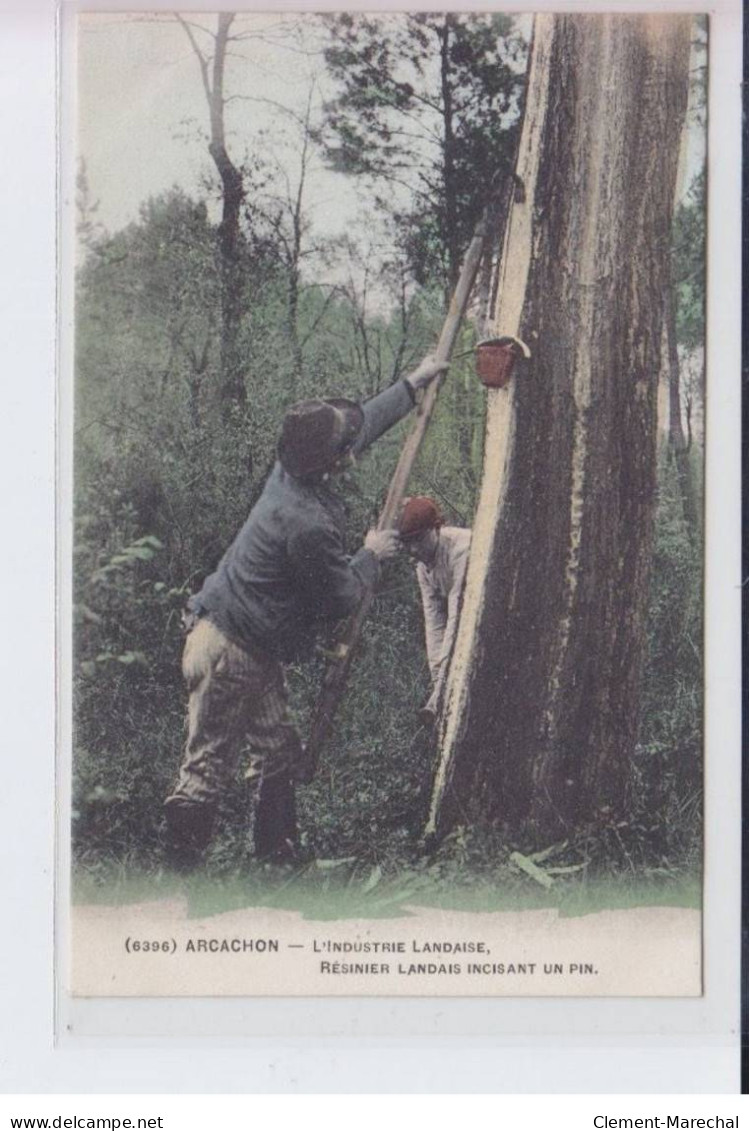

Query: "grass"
left=71, top=457, right=703, bottom=925
left=72, top=824, right=701, bottom=923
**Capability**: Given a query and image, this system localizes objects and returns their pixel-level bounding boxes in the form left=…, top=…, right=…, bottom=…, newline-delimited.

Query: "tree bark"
left=178, top=14, right=247, bottom=419
left=211, top=14, right=247, bottom=417
left=665, top=267, right=699, bottom=537
left=438, top=16, right=461, bottom=296
left=286, top=91, right=314, bottom=386
left=426, top=14, right=691, bottom=840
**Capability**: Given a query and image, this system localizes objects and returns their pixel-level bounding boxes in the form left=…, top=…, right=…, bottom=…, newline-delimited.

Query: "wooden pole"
left=303, top=205, right=497, bottom=777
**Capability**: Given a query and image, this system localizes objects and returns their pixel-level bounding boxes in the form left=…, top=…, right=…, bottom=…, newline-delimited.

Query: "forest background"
left=73, top=12, right=705, bottom=914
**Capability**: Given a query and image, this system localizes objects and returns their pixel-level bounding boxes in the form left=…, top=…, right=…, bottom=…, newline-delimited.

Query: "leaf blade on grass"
left=509, top=850, right=554, bottom=889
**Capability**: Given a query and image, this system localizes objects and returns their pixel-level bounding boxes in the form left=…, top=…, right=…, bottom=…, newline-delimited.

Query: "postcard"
left=68, top=10, right=705, bottom=997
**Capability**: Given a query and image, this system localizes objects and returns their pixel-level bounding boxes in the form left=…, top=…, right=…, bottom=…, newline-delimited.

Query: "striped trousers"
left=165, top=617, right=302, bottom=808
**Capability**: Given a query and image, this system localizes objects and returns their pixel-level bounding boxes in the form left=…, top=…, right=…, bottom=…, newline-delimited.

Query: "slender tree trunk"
left=665, top=267, right=698, bottom=537
left=209, top=14, right=247, bottom=418
left=286, top=102, right=311, bottom=386
left=656, top=326, right=671, bottom=448
left=426, top=13, right=691, bottom=841
left=178, top=14, right=247, bottom=419
left=439, top=16, right=461, bottom=296
left=186, top=331, right=212, bottom=431
left=475, top=248, right=494, bottom=340
left=287, top=274, right=303, bottom=385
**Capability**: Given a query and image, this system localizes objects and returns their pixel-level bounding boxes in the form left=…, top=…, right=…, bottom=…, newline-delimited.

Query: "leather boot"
left=162, top=798, right=215, bottom=872
left=253, top=773, right=300, bottom=862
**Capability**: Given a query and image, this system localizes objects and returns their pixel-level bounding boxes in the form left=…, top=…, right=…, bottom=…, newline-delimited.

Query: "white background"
left=0, top=0, right=742, bottom=1096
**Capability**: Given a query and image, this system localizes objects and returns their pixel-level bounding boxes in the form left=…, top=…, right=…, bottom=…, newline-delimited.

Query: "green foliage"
left=672, top=168, right=706, bottom=352
left=72, top=186, right=480, bottom=871
left=72, top=41, right=702, bottom=892
left=73, top=494, right=186, bottom=859
left=634, top=451, right=703, bottom=866
left=319, top=13, right=526, bottom=290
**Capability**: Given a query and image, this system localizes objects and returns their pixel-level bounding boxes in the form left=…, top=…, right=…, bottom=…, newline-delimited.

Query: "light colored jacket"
left=416, top=527, right=471, bottom=709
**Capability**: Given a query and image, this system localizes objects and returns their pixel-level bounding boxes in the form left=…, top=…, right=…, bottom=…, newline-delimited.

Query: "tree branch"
left=175, top=14, right=212, bottom=105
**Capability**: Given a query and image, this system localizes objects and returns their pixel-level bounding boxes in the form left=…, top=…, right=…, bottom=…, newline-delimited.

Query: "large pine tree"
left=426, top=13, right=693, bottom=841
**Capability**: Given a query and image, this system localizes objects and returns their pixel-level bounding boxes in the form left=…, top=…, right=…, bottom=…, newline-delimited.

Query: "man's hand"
left=364, top=528, right=400, bottom=560
left=405, top=353, right=450, bottom=393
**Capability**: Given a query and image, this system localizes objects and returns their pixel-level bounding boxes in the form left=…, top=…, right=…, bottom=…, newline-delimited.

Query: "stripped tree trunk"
left=426, top=14, right=691, bottom=840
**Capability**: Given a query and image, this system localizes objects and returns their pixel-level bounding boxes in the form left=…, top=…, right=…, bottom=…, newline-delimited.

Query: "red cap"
left=399, top=496, right=443, bottom=540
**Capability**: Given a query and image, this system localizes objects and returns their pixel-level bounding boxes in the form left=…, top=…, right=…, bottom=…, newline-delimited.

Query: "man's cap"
left=278, top=398, right=364, bottom=479
left=398, top=496, right=443, bottom=540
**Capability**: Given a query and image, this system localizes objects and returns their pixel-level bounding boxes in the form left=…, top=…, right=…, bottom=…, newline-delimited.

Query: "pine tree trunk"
left=426, top=14, right=691, bottom=841
left=439, top=15, right=462, bottom=296
left=665, top=271, right=698, bottom=537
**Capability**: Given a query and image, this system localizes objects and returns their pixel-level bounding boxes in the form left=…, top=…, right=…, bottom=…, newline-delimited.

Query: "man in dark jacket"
left=164, top=354, right=447, bottom=867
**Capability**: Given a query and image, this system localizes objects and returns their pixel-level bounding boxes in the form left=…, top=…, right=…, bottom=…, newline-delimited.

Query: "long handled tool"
left=302, top=196, right=504, bottom=778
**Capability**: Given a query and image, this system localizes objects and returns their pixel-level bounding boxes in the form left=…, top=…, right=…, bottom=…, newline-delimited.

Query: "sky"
left=76, top=13, right=706, bottom=259
left=77, top=13, right=380, bottom=241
